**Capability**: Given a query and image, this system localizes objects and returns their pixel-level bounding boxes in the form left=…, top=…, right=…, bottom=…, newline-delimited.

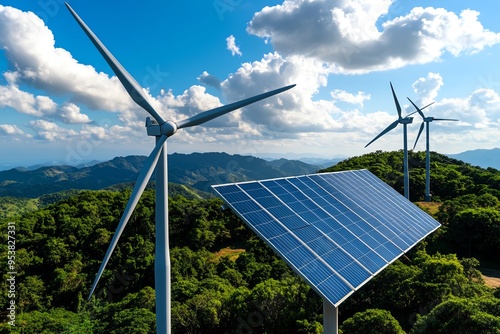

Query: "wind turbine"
left=64, top=3, right=295, bottom=333
left=365, top=82, right=432, bottom=200
left=407, top=98, right=458, bottom=202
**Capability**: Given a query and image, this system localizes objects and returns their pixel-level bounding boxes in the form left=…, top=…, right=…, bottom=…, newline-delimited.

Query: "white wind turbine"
left=64, top=3, right=295, bottom=333
left=408, top=98, right=458, bottom=202
left=365, top=82, right=432, bottom=200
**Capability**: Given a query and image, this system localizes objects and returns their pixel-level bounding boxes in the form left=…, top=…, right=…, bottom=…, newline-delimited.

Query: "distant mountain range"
left=0, top=153, right=324, bottom=198
left=447, top=148, right=500, bottom=170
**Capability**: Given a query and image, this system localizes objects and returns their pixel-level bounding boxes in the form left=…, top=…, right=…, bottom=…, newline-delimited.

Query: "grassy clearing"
left=213, top=247, right=245, bottom=261
left=415, top=202, right=442, bottom=216
left=480, top=267, right=500, bottom=288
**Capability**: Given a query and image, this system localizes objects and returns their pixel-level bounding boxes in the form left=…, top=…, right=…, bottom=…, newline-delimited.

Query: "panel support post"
left=323, top=299, right=338, bottom=334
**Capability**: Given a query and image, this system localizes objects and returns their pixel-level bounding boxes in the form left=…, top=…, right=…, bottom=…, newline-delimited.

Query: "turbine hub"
left=161, top=120, right=177, bottom=137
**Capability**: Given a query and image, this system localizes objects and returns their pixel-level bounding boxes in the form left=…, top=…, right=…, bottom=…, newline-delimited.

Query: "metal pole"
left=155, top=137, right=170, bottom=333
left=425, top=122, right=431, bottom=202
left=323, top=300, right=338, bottom=334
left=403, top=123, right=409, bottom=199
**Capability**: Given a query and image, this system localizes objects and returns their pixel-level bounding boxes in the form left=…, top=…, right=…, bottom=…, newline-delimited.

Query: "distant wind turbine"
left=64, top=3, right=295, bottom=333
left=365, top=82, right=432, bottom=200
left=408, top=98, right=458, bottom=202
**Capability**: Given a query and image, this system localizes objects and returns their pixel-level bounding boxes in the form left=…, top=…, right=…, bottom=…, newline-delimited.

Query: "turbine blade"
left=413, top=122, right=425, bottom=150
left=65, top=3, right=165, bottom=125
left=390, top=82, right=402, bottom=119
left=88, top=134, right=167, bottom=299
left=433, top=118, right=459, bottom=121
left=407, top=97, right=425, bottom=119
left=365, top=120, right=399, bottom=148
left=176, top=84, right=296, bottom=129
left=420, top=101, right=435, bottom=111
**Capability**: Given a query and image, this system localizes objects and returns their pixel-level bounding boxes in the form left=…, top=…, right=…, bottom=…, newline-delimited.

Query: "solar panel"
left=212, top=169, right=440, bottom=307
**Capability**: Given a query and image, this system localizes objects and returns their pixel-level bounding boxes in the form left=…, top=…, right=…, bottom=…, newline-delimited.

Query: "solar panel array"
left=212, top=169, right=440, bottom=307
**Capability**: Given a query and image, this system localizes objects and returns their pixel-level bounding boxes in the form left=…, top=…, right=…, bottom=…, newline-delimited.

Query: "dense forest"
left=1, top=150, right=500, bottom=333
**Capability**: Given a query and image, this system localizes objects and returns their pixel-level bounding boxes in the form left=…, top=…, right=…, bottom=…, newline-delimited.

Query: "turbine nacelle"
left=145, top=118, right=178, bottom=137
left=365, top=82, right=416, bottom=148
left=399, top=117, right=413, bottom=125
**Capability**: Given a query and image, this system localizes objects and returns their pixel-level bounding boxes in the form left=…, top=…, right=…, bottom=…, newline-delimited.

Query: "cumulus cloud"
left=221, top=53, right=343, bottom=135
left=0, top=124, right=28, bottom=137
left=247, top=0, right=500, bottom=73
left=406, top=73, right=500, bottom=131
left=59, top=103, right=92, bottom=124
left=412, top=72, right=444, bottom=103
left=331, top=89, right=371, bottom=106
left=29, top=120, right=78, bottom=141
left=197, top=71, right=221, bottom=89
left=0, top=5, right=138, bottom=112
left=0, top=72, right=91, bottom=124
left=226, top=35, right=242, bottom=56
left=0, top=76, right=57, bottom=117
left=1, top=3, right=499, bottom=158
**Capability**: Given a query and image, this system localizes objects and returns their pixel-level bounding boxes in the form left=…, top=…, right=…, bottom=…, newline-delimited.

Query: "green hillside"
left=321, top=150, right=500, bottom=202
left=1, top=151, right=499, bottom=333
left=0, top=153, right=321, bottom=198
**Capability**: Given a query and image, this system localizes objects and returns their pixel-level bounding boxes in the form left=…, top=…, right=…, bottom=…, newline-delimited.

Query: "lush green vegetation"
left=1, top=150, right=499, bottom=333
left=321, top=150, right=500, bottom=202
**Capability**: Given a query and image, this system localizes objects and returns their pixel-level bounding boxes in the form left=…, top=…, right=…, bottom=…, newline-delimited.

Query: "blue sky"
left=1, top=0, right=500, bottom=167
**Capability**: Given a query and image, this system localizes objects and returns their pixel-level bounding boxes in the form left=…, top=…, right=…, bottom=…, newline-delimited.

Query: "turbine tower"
left=365, top=82, right=432, bottom=200
left=366, top=83, right=412, bottom=199
left=408, top=98, right=458, bottom=202
left=64, top=3, right=295, bottom=333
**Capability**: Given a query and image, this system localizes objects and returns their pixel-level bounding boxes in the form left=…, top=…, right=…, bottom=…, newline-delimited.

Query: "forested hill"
left=0, top=153, right=320, bottom=198
left=321, top=150, right=500, bottom=202
left=0, top=150, right=499, bottom=333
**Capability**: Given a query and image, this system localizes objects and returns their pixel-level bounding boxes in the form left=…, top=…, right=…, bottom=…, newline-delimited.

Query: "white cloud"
left=0, top=5, right=138, bottom=113
left=247, top=1, right=500, bottom=73
left=221, top=53, right=343, bottom=136
left=0, top=72, right=91, bottom=124
left=412, top=72, right=444, bottom=103
left=226, top=35, right=242, bottom=56
left=331, top=89, right=371, bottom=106
left=29, top=120, right=78, bottom=141
left=59, top=103, right=92, bottom=124
left=0, top=77, right=57, bottom=117
left=197, top=71, right=221, bottom=89
left=158, top=85, right=222, bottom=119
left=437, top=88, right=500, bottom=128
left=1, top=3, right=500, bottom=159
left=0, top=124, right=28, bottom=137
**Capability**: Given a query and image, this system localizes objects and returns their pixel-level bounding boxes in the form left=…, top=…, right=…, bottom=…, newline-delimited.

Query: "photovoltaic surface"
left=212, top=169, right=440, bottom=307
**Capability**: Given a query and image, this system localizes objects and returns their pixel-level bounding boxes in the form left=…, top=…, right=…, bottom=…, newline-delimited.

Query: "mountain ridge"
left=447, top=147, right=500, bottom=170
left=0, top=152, right=322, bottom=198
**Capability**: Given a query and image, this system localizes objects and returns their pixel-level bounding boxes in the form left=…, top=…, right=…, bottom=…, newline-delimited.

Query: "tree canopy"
left=1, top=150, right=500, bottom=333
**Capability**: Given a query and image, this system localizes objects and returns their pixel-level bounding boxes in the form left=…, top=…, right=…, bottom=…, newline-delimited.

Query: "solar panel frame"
left=212, top=169, right=440, bottom=307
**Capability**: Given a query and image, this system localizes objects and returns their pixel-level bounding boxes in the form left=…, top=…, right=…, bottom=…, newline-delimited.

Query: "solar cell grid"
left=212, top=169, right=440, bottom=307
left=309, top=236, right=338, bottom=256
left=301, top=260, right=340, bottom=287
left=316, top=174, right=414, bottom=253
